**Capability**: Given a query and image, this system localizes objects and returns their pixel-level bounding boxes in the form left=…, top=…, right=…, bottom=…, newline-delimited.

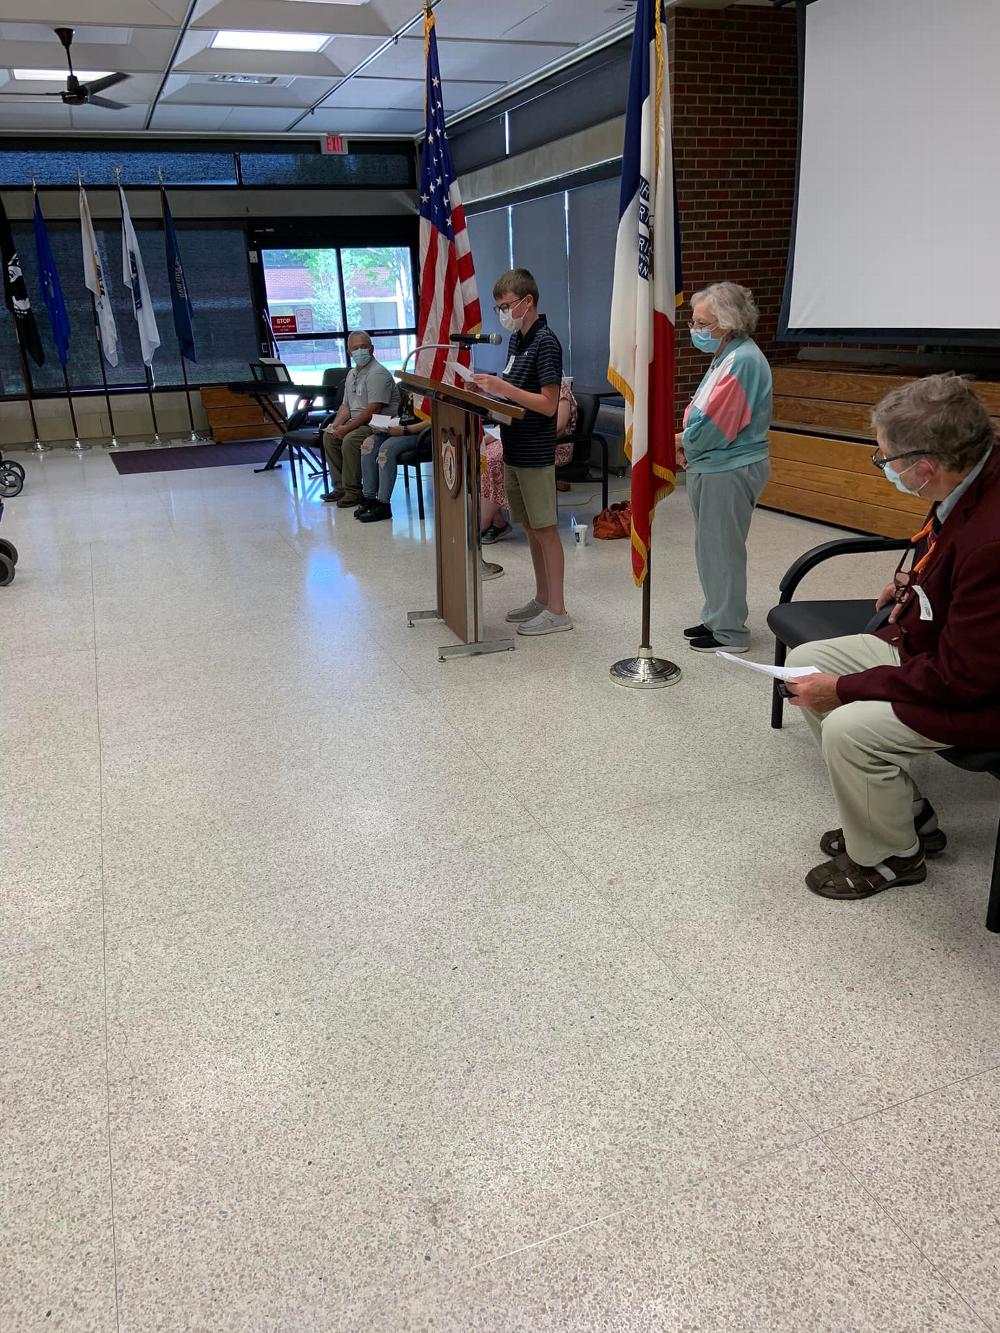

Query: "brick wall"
left=670, top=5, right=800, bottom=414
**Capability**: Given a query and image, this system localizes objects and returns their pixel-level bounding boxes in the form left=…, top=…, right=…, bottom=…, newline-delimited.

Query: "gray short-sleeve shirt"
left=345, top=359, right=398, bottom=417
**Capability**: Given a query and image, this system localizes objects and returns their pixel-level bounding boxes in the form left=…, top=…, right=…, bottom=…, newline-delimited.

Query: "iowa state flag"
left=607, top=0, right=680, bottom=586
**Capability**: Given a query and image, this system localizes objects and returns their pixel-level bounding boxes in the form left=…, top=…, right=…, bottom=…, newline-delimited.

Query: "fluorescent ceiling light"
left=211, top=30, right=328, bottom=53
left=13, top=67, right=113, bottom=81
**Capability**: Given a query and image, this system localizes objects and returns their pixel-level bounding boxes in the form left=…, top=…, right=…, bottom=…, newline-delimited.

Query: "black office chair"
left=555, top=391, right=611, bottom=511
left=767, top=533, right=1000, bottom=932
left=397, top=426, right=434, bottom=521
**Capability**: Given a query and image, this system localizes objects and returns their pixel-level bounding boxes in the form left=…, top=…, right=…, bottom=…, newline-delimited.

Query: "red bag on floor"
left=593, top=500, right=632, bottom=540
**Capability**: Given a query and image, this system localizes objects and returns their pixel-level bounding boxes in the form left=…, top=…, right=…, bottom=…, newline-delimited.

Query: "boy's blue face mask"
left=690, top=327, right=722, bottom=354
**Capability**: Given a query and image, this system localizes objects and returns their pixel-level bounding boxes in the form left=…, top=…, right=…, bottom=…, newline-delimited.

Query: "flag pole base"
left=25, top=439, right=51, bottom=453
left=66, top=438, right=91, bottom=453
left=103, top=436, right=121, bottom=450
left=610, top=645, right=682, bottom=689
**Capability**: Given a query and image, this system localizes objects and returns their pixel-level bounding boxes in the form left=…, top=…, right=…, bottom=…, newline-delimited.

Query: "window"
left=238, top=151, right=414, bottom=189
left=0, top=221, right=258, bottom=398
left=260, top=244, right=417, bottom=385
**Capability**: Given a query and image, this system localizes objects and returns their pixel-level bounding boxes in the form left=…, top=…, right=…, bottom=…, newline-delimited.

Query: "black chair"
left=397, top=426, right=433, bottom=521
left=284, top=368, right=349, bottom=486
left=767, top=533, right=1000, bottom=933
left=555, top=391, right=611, bottom=511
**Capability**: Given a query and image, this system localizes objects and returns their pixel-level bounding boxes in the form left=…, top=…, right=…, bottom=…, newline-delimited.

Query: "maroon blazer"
left=837, top=446, right=1000, bottom=747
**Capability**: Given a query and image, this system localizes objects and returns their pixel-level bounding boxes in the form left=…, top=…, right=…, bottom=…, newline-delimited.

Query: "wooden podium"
left=397, top=370, right=525, bottom=662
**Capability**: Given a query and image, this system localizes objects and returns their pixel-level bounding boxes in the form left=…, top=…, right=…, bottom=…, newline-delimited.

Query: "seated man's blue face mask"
left=352, top=348, right=372, bottom=367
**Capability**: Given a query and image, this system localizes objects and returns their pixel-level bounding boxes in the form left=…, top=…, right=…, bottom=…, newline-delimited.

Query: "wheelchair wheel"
left=4, top=459, right=25, bottom=481
left=0, top=552, right=14, bottom=586
left=0, top=537, right=17, bottom=565
left=0, top=465, right=23, bottom=497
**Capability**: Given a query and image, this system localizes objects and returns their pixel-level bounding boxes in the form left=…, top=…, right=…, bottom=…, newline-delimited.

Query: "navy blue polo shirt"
left=499, top=314, right=564, bottom=468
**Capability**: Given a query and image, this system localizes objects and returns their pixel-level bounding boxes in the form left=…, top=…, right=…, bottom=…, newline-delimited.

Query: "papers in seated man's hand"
left=716, top=651, right=820, bottom=682
left=370, top=414, right=400, bottom=430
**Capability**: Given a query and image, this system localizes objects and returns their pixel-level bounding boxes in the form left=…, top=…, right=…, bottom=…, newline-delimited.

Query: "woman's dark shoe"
left=358, top=501, right=392, bottom=523
left=684, top=623, right=709, bottom=639
left=689, top=633, right=747, bottom=654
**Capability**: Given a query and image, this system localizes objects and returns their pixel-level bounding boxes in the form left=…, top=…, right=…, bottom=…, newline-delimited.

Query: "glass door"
left=260, top=245, right=417, bottom=385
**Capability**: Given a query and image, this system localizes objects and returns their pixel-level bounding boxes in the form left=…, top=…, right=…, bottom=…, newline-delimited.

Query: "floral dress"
left=481, top=379, right=577, bottom=507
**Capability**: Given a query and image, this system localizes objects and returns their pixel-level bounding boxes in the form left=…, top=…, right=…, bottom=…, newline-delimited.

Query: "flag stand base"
left=610, top=645, right=681, bottom=689
left=66, top=438, right=91, bottom=453
left=25, top=439, right=51, bottom=453
left=103, top=436, right=121, bottom=450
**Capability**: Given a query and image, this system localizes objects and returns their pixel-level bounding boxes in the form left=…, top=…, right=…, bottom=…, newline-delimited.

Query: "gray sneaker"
left=505, top=598, right=543, bottom=623
left=482, top=560, right=504, bottom=581
left=517, top=609, right=574, bottom=636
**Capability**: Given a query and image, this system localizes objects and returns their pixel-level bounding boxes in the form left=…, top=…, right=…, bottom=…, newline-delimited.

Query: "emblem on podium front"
left=441, top=429, right=462, bottom=497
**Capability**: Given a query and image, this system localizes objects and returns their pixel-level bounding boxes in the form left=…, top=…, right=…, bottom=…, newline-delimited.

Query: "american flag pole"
left=414, top=0, right=482, bottom=416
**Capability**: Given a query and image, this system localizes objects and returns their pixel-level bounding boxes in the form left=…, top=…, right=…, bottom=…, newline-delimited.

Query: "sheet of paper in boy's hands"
left=716, top=651, right=820, bottom=681
left=370, top=414, right=400, bottom=430
left=446, top=360, right=477, bottom=383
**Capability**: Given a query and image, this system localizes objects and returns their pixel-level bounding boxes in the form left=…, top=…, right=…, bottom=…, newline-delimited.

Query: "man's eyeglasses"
left=871, top=450, right=929, bottom=471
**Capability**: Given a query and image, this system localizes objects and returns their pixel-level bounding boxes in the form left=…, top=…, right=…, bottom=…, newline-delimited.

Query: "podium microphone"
left=450, top=332, right=502, bottom=346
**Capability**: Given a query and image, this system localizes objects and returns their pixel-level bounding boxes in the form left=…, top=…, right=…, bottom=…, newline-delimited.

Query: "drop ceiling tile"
left=162, top=78, right=332, bottom=108
left=0, top=1, right=191, bottom=21
left=368, top=35, right=574, bottom=83
left=146, top=103, right=233, bottom=131
left=68, top=104, right=148, bottom=130
left=191, top=0, right=400, bottom=39
left=310, top=106, right=424, bottom=135
left=319, top=75, right=504, bottom=113
left=0, top=23, right=132, bottom=44
left=0, top=98, right=71, bottom=128
left=503, top=0, right=633, bottom=45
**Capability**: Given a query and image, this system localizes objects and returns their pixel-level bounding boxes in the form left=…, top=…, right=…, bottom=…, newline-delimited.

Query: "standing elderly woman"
left=678, top=281, right=773, bottom=654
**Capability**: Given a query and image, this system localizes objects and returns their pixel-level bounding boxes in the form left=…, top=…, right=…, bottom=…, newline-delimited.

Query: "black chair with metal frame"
left=767, top=532, right=1000, bottom=933
left=284, top=367, right=349, bottom=487
left=555, top=391, right=611, bottom=511
left=397, top=426, right=434, bottom=521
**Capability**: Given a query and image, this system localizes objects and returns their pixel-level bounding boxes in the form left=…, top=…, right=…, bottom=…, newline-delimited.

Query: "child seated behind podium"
left=473, top=268, right=572, bottom=637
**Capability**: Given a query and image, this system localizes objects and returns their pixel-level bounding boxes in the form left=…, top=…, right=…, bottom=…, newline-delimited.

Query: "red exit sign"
left=271, top=314, right=297, bottom=335
left=321, top=134, right=348, bottom=155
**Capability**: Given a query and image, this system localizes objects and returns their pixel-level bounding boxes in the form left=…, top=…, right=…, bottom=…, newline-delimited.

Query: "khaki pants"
left=787, top=634, right=950, bottom=865
left=324, top=423, right=370, bottom=498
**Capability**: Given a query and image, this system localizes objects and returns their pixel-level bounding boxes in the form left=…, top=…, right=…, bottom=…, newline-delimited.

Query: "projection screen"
left=780, top=0, right=1000, bottom=342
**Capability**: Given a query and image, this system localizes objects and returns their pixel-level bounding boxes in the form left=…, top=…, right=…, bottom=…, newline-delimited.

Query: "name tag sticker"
left=916, top=586, right=934, bottom=621
left=503, top=356, right=515, bottom=374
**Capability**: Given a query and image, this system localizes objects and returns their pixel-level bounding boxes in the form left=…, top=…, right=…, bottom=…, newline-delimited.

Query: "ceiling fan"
left=0, top=27, right=130, bottom=108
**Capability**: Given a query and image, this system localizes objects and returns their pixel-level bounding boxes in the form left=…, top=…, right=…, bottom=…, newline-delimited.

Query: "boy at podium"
left=473, top=268, right=573, bottom=636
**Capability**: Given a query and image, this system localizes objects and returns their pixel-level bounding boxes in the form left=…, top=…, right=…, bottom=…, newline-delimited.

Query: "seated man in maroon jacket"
left=786, top=374, right=998, bottom=900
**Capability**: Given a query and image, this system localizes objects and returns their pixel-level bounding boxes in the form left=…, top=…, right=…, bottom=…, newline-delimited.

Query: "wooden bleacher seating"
left=761, top=364, right=1000, bottom=538
left=200, top=386, right=281, bottom=443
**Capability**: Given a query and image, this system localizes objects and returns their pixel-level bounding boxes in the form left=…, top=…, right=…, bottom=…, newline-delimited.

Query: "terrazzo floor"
left=3, top=442, right=998, bottom=1332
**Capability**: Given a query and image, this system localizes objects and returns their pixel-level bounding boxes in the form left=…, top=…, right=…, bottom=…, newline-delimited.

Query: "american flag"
left=415, top=7, right=481, bottom=399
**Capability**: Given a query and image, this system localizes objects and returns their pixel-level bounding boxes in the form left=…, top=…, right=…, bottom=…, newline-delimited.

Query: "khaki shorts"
left=504, top=463, right=557, bottom=529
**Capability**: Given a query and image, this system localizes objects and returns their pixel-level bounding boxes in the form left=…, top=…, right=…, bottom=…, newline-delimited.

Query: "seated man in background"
left=322, top=331, right=399, bottom=508
left=786, top=374, right=999, bottom=901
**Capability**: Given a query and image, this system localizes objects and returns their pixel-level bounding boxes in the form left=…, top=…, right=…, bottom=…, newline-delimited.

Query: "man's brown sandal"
left=806, top=850, right=927, bottom=901
left=820, top=800, right=946, bottom=859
